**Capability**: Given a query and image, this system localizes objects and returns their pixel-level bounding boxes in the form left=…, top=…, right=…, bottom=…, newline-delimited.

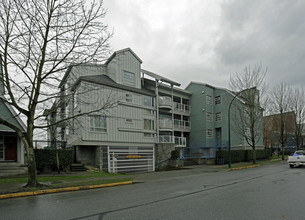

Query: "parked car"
left=287, top=150, right=305, bottom=168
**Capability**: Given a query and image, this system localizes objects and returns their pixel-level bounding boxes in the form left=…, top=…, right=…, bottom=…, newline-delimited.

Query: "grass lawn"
left=0, top=171, right=130, bottom=185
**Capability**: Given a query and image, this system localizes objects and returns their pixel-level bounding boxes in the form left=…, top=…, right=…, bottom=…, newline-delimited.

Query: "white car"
left=287, top=150, right=305, bottom=168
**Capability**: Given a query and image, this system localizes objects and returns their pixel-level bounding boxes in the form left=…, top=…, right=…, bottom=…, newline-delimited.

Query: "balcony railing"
left=173, top=102, right=190, bottom=113
left=158, top=135, right=187, bottom=147
left=158, top=96, right=172, bottom=108
left=174, top=119, right=191, bottom=130
left=159, top=118, right=173, bottom=129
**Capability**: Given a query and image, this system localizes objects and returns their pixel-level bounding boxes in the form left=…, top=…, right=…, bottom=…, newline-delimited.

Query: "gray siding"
left=106, top=50, right=141, bottom=89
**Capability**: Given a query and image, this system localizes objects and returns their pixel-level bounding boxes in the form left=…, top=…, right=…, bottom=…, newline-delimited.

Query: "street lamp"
left=228, top=87, right=256, bottom=168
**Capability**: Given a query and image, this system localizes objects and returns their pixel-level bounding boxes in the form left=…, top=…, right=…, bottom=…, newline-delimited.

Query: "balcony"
left=158, top=135, right=186, bottom=147
left=173, top=102, right=190, bottom=113
left=174, top=119, right=191, bottom=130
left=158, top=96, right=172, bottom=109
left=159, top=118, right=173, bottom=130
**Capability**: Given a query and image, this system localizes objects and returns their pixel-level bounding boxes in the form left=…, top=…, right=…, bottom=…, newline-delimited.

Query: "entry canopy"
left=141, top=69, right=181, bottom=87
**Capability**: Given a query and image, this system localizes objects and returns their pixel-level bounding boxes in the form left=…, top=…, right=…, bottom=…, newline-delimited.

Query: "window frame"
left=206, top=129, right=213, bottom=138
left=89, top=115, right=107, bottom=133
left=215, top=95, right=221, bottom=105
left=215, top=112, right=222, bottom=122
left=123, top=71, right=135, bottom=86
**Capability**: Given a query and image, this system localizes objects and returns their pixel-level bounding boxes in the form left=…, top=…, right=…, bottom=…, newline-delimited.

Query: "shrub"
left=34, top=149, right=73, bottom=171
left=170, top=150, right=180, bottom=160
left=216, top=148, right=272, bottom=164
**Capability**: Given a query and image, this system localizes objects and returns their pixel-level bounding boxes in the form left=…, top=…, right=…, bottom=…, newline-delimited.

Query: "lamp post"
left=228, top=87, right=256, bottom=168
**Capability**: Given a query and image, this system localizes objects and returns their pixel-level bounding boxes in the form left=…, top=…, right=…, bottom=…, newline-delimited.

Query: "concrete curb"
left=231, top=164, right=260, bottom=170
left=0, top=181, right=133, bottom=200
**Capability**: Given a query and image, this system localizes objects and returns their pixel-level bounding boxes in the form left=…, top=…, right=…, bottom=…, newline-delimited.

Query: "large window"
left=123, top=71, right=135, bottom=86
left=143, top=95, right=153, bottom=107
left=144, top=119, right=154, bottom=137
left=89, top=115, right=107, bottom=132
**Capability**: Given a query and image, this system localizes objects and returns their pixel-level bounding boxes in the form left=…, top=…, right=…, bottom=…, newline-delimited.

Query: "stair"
left=70, top=163, right=86, bottom=172
left=0, top=162, right=28, bottom=177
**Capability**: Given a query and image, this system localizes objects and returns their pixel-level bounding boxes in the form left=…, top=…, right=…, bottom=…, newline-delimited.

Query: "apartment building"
left=185, top=82, right=264, bottom=159
left=52, top=48, right=191, bottom=173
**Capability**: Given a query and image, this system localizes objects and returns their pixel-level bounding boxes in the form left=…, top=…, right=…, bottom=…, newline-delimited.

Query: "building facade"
left=54, top=48, right=191, bottom=173
left=185, top=82, right=264, bottom=159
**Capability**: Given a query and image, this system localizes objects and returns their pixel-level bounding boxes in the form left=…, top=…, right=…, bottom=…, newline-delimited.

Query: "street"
left=1, top=162, right=305, bottom=220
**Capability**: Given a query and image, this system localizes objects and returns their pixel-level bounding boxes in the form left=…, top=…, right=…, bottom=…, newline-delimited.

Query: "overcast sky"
left=103, top=0, right=305, bottom=89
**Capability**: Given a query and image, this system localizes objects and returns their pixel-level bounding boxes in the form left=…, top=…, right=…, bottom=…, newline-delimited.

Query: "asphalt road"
left=1, top=162, right=305, bottom=220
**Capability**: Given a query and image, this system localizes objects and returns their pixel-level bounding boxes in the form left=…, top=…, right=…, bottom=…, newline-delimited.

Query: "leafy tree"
left=0, top=0, right=112, bottom=187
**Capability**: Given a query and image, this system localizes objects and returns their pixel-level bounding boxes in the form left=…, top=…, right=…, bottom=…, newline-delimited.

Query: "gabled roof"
left=0, top=96, right=26, bottom=132
left=74, top=75, right=155, bottom=96
left=105, top=48, right=143, bottom=65
left=142, top=69, right=181, bottom=87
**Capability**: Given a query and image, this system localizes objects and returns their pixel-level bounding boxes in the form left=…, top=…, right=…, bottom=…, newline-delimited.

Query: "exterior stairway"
left=0, top=162, right=28, bottom=177
left=70, top=163, right=86, bottom=172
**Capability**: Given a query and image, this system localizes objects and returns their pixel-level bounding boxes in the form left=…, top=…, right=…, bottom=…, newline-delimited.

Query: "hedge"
left=216, top=148, right=272, bottom=164
left=34, top=149, right=73, bottom=171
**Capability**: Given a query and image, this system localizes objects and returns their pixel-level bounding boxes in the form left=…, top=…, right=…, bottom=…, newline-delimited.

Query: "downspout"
left=156, top=79, right=159, bottom=143
left=171, top=84, right=174, bottom=144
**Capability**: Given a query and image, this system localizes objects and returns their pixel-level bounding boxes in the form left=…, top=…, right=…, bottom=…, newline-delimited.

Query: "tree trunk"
left=252, top=148, right=256, bottom=164
left=20, top=130, right=39, bottom=187
left=26, top=146, right=38, bottom=187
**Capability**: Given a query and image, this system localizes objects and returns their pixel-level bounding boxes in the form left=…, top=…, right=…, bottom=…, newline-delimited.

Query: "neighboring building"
left=264, top=111, right=296, bottom=153
left=185, top=82, right=264, bottom=159
left=51, top=48, right=191, bottom=173
left=0, top=56, right=27, bottom=176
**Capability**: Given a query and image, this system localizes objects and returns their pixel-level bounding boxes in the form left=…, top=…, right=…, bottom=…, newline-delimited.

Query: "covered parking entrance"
left=107, top=146, right=154, bottom=173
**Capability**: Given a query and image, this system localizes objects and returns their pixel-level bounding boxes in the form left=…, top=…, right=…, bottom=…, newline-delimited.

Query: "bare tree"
left=269, top=83, right=293, bottom=160
left=230, top=64, right=267, bottom=164
left=0, top=0, right=113, bottom=187
left=290, top=87, right=305, bottom=150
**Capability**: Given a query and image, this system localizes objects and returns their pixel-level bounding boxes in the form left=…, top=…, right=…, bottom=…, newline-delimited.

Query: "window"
left=144, top=119, right=154, bottom=130
left=206, top=95, right=212, bottom=105
left=143, top=95, right=153, bottom=107
left=207, top=129, right=213, bottom=138
left=126, top=93, right=132, bottom=103
left=123, top=71, right=135, bottom=86
left=144, top=119, right=154, bottom=137
left=206, top=112, right=212, bottom=122
left=126, top=119, right=133, bottom=123
left=215, top=112, right=222, bottom=121
left=215, top=96, right=221, bottom=105
left=89, top=115, right=107, bottom=132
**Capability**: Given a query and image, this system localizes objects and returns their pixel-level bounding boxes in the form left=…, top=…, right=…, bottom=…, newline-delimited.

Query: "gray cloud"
left=216, top=0, right=305, bottom=88
left=104, top=0, right=305, bottom=89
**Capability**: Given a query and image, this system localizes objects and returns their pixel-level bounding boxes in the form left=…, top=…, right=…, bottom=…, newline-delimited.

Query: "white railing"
left=159, top=135, right=174, bottom=143
left=158, top=136, right=187, bottom=147
left=158, top=96, right=172, bottom=108
left=174, top=119, right=191, bottom=130
left=173, top=102, right=190, bottom=113
left=159, top=118, right=173, bottom=129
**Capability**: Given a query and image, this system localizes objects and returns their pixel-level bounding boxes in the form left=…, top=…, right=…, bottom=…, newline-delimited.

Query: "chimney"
left=0, top=55, right=4, bottom=95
